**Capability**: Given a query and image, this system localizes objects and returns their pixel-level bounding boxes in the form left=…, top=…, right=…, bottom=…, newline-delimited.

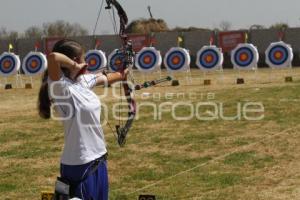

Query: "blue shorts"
left=60, top=158, right=109, bottom=200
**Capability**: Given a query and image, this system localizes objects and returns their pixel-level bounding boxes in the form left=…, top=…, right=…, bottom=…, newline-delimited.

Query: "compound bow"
left=99, top=0, right=171, bottom=147
left=104, top=0, right=136, bottom=147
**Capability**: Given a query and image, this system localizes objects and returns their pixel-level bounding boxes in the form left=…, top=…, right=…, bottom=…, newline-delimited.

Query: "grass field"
left=0, top=68, right=300, bottom=200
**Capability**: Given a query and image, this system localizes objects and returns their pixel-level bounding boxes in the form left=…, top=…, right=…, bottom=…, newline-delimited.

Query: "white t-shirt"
left=48, top=73, right=107, bottom=165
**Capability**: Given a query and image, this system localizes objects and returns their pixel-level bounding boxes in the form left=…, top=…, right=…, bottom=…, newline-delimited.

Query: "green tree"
left=24, top=26, right=44, bottom=39
left=42, top=20, right=88, bottom=37
left=0, top=27, right=19, bottom=41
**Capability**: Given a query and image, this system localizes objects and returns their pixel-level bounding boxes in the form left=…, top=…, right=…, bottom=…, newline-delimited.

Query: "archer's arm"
left=95, top=69, right=129, bottom=86
left=47, top=52, right=86, bottom=81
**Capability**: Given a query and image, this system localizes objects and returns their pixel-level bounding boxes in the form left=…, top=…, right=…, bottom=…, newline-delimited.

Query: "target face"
left=135, top=47, right=162, bottom=72
left=22, top=52, right=47, bottom=75
left=0, top=56, right=15, bottom=74
left=234, top=47, right=254, bottom=67
left=231, top=44, right=259, bottom=70
left=0, top=52, right=20, bottom=77
left=85, top=50, right=107, bottom=72
left=164, top=48, right=190, bottom=71
left=265, top=41, right=293, bottom=68
left=199, top=49, right=219, bottom=69
left=138, top=51, right=157, bottom=69
left=167, top=51, right=185, bottom=70
left=268, top=46, right=288, bottom=65
left=108, top=49, right=126, bottom=72
left=196, top=46, right=223, bottom=71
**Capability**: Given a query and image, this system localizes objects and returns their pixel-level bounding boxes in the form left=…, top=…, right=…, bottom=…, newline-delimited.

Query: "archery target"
left=0, top=52, right=21, bottom=77
left=231, top=43, right=259, bottom=70
left=196, top=45, right=223, bottom=71
left=108, top=49, right=126, bottom=72
left=164, top=47, right=190, bottom=71
left=85, top=50, right=107, bottom=72
left=22, top=52, right=47, bottom=75
left=266, top=41, right=293, bottom=68
left=135, top=47, right=162, bottom=72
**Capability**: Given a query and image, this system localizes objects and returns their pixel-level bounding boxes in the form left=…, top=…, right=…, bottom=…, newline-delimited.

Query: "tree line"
left=0, top=20, right=88, bottom=41
left=0, top=19, right=290, bottom=41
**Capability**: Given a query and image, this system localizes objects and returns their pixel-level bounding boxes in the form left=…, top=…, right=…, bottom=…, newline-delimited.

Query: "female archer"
left=38, top=39, right=128, bottom=200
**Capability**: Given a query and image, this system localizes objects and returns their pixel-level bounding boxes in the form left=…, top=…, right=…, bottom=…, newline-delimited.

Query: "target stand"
left=41, top=191, right=54, bottom=200
left=22, top=52, right=48, bottom=89
left=231, top=43, right=259, bottom=85
left=135, top=47, right=162, bottom=83
left=196, top=45, right=224, bottom=86
left=139, top=194, right=156, bottom=200
left=164, top=47, right=191, bottom=85
left=285, top=76, right=293, bottom=82
left=85, top=50, right=107, bottom=73
left=265, top=41, right=293, bottom=83
left=0, top=52, right=21, bottom=89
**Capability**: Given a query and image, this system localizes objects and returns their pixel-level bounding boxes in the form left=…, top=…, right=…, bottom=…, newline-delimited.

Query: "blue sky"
left=1, top=0, right=300, bottom=34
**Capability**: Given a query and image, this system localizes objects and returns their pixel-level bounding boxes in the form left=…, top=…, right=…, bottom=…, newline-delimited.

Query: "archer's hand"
left=122, top=68, right=130, bottom=81
left=71, top=62, right=88, bottom=80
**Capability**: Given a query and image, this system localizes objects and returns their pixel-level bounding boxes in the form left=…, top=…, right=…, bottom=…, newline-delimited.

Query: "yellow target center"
left=172, top=56, right=180, bottom=65
left=275, top=52, right=282, bottom=59
left=205, top=55, right=213, bottom=63
left=240, top=53, right=248, bottom=61
left=3, top=61, right=11, bottom=68
left=143, top=56, right=151, bottom=64
left=89, top=59, right=97, bottom=66
left=115, top=58, right=122, bottom=67
left=30, top=60, right=38, bottom=68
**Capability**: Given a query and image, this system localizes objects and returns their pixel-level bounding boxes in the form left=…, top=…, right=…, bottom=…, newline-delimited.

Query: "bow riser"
left=105, top=0, right=136, bottom=147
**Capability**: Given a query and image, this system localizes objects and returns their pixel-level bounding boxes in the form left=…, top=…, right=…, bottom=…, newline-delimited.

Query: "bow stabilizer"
left=135, top=76, right=172, bottom=90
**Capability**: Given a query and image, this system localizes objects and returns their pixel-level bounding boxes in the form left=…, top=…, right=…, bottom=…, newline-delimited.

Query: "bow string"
left=94, top=0, right=136, bottom=147
left=94, top=0, right=172, bottom=147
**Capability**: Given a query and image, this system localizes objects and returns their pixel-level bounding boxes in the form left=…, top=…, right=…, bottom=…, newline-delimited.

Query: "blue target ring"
left=86, top=53, right=103, bottom=72
left=234, top=47, right=254, bottom=67
left=138, top=51, right=157, bottom=70
left=109, top=52, right=125, bottom=72
left=166, top=51, right=186, bottom=70
left=268, top=45, right=288, bottom=65
left=0, top=55, right=16, bottom=74
left=24, top=55, right=43, bottom=74
left=199, top=49, right=219, bottom=69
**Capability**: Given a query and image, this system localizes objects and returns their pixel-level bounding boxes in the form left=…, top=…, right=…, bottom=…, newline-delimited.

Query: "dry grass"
left=0, top=68, right=300, bottom=200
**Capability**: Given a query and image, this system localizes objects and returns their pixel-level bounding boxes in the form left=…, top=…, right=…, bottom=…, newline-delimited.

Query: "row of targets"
left=197, top=41, right=293, bottom=71
left=0, top=41, right=293, bottom=77
left=85, top=41, right=293, bottom=74
left=86, top=47, right=191, bottom=73
left=0, top=52, right=47, bottom=77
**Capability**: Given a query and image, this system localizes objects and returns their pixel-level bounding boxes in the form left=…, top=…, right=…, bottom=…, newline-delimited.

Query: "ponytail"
left=38, top=70, right=51, bottom=119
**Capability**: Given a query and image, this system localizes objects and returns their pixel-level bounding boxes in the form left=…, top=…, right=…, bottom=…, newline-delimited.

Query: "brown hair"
left=38, top=39, right=84, bottom=119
